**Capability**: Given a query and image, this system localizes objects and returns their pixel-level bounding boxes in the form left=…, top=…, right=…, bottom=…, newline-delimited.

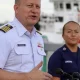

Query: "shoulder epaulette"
left=36, top=30, right=42, bottom=35
left=0, top=24, right=13, bottom=33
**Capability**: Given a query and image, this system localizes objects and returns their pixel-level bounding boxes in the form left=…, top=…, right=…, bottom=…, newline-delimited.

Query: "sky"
left=0, top=0, right=54, bottom=23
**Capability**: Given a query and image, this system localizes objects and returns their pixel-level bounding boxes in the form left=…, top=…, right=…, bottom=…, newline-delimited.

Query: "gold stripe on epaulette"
left=36, top=30, right=42, bottom=35
left=0, top=24, right=13, bottom=33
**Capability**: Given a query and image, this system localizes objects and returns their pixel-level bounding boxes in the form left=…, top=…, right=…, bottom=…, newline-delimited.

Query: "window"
left=74, top=3, right=79, bottom=11
left=59, top=17, right=63, bottom=22
left=60, top=3, right=63, bottom=9
left=55, top=16, right=63, bottom=22
left=74, top=3, right=78, bottom=6
left=42, top=16, right=47, bottom=19
left=66, top=3, right=71, bottom=10
left=54, top=2, right=59, bottom=10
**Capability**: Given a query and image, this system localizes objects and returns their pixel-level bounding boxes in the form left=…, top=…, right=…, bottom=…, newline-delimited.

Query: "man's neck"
left=25, top=26, right=33, bottom=33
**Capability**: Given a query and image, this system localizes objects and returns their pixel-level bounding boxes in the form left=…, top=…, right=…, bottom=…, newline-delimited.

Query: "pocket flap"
left=37, top=48, right=46, bottom=56
left=14, top=44, right=30, bottom=55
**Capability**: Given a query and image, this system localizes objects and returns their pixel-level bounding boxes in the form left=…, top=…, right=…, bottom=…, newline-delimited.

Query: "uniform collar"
left=25, top=27, right=36, bottom=38
left=63, top=44, right=79, bottom=53
left=12, top=17, right=27, bottom=36
left=12, top=17, right=37, bottom=37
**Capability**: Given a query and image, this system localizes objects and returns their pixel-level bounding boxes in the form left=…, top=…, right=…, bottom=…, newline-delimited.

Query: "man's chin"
left=28, top=23, right=37, bottom=27
left=31, top=22, right=37, bottom=25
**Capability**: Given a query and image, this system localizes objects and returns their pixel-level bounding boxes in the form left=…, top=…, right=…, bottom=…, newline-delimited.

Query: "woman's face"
left=62, top=22, right=80, bottom=46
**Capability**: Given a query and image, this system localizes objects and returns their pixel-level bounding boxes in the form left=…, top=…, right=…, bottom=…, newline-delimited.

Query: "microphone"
left=72, top=72, right=80, bottom=79
left=56, top=68, right=72, bottom=79
left=56, top=68, right=64, bottom=75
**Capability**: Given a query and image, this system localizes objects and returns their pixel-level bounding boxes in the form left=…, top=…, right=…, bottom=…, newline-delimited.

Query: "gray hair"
left=15, top=0, right=20, bottom=4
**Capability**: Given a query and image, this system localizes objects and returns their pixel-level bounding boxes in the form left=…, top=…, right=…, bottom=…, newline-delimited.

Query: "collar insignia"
left=63, top=47, right=66, bottom=51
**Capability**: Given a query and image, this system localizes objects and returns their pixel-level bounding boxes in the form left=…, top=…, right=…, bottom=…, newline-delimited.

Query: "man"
left=0, top=0, right=52, bottom=80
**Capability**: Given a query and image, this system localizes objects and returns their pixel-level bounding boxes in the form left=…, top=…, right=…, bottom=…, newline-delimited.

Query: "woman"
left=48, top=21, right=80, bottom=80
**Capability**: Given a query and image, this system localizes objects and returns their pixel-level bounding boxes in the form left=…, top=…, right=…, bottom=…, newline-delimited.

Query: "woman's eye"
left=67, top=31, right=71, bottom=33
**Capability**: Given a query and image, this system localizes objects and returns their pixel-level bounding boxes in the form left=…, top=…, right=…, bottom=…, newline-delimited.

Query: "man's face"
left=14, top=0, right=41, bottom=26
left=62, top=23, right=80, bottom=45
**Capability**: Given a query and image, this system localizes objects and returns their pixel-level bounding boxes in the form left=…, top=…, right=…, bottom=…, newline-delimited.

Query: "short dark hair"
left=62, top=21, right=80, bottom=35
left=15, top=0, right=20, bottom=4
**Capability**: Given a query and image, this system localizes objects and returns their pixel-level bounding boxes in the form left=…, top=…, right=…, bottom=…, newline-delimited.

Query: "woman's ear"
left=62, top=34, right=64, bottom=40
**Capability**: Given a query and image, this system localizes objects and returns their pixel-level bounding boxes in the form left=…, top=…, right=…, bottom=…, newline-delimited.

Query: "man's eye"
left=27, top=5, right=33, bottom=8
left=36, top=6, right=40, bottom=9
left=75, top=31, right=79, bottom=33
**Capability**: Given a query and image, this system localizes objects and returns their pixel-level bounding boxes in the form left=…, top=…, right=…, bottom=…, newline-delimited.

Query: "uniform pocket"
left=36, top=47, right=46, bottom=69
left=14, top=44, right=30, bottom=55
left=37, top=47, right=46, bottom=56
left=14, top=43, right=33, bottom=65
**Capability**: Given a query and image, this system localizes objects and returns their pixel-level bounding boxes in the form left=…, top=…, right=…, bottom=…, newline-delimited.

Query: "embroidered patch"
left=0, top=24, right=13, bottom=33
left=65, top=60, right=72, bottom=63
left=38, top=43, right=43, bottom=48
left=17, top=44, right=26, bottom=47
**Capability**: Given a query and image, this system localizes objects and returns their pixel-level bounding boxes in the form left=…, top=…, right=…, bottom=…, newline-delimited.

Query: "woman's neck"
left=66, top=44, right=78, bottom=52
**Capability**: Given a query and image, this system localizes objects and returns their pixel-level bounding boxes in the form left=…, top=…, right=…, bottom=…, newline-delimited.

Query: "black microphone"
left=56, top=68, right=64, bottom=75
left=72, top=72, right=80, bottom=79
left=56, top=68, right=73, bottom=79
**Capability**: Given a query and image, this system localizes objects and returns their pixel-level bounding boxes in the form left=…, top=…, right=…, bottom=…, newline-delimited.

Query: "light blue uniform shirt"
left=0, top=18, right=46, bottom=72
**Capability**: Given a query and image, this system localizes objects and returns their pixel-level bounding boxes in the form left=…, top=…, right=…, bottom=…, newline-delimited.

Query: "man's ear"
left=14, top=4, right=19, bottom=14
left=62, top=34, right=64, bottom=39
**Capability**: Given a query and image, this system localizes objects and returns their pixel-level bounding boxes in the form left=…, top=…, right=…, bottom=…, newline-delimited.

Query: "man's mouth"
left=31, top=15, right=37, bottom=19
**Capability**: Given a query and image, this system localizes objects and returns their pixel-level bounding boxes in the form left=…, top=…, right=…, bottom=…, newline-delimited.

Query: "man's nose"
left=31, top=6, right=39, bottom=13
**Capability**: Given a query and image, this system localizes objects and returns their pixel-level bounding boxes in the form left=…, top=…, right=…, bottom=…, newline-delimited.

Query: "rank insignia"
left=36, top=30, right=42, bottom=35
left=63, top=47, right=66, bottom=51
left=0, top=24, right=13, bottom=33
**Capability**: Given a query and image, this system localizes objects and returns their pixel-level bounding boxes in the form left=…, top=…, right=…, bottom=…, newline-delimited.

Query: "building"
left=39, top=0, right=80, bottom=43
left=50, top=0, right=80, bottom=33
left=39, top=13, right=55, bottom=32
left=39, top=13, right=64, bottom=44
